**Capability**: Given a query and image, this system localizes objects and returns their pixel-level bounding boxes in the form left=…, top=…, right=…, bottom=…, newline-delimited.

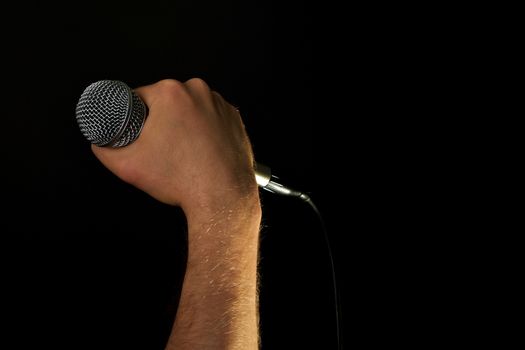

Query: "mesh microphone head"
left=75, top=80, right=147, bottom=147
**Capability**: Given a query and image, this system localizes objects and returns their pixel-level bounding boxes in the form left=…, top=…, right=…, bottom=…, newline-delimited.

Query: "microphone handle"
left=255, top=163, right=307, bottom=199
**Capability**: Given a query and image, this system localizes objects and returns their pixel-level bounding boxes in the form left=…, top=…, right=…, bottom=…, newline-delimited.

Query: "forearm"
left=166, top=196, right=262, bottom=350
left=89, top=78, right=263, bottom=349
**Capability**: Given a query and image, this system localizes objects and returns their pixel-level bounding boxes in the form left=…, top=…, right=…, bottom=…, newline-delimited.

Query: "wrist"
left=185, top=191, right=261, bottom=264
left=183, top=186, right=261, bottom=228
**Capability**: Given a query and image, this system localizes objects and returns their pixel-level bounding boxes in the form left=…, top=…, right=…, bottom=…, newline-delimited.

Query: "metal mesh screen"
left=75, top=80, right=146, bottom=147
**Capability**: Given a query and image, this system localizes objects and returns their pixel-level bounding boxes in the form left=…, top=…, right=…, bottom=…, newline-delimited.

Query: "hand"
left=93, top=78, right=262, bottom=348
left=91, top=78, right=259, bottom=219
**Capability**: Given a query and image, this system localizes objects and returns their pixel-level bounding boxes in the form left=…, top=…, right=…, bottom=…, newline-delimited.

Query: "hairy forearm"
left=166, top=197, right=262, bottom=350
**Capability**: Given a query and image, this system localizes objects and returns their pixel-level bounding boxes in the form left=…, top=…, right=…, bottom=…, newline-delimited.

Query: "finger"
left=184, top=77, right=210, bottom=92
left=133, top=78, right=185, bottom=108
left=211, top=90, right=228, bottom=110
left=91, top=143, right=116, bottom=159
left=132, top=82, right=159, bottom=108
left=91, top=141, right=134, bottom=161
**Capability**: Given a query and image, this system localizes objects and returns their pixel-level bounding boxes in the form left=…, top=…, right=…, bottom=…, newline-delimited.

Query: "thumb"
left=133, top=81, right=161, bottom=109
left=91, top=143, right=141, bottom=186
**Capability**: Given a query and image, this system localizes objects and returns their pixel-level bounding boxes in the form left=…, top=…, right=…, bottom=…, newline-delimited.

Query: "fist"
left=91, top=78, right=259, bottom=218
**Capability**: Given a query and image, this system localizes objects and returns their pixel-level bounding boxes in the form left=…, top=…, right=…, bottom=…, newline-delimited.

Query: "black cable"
left=260, top=173, right=341, bottom=348
left=300, top=194, right=342, bottom=350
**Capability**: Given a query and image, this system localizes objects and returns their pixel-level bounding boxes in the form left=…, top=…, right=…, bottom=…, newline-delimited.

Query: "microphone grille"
left=75, top=80, right=147, bottom=147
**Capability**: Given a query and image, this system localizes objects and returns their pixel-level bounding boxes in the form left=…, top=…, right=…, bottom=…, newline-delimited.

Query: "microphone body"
left=75, top=80, right=303, bottom=197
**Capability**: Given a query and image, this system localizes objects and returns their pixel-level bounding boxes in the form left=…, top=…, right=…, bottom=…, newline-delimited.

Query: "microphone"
left=75, top=82, right=341, bottom=349
left=75, top=80, right=306, bottom=198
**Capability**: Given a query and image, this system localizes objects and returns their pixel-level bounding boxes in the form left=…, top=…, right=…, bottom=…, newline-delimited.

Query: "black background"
left=1, top=0, right=348, bottom=349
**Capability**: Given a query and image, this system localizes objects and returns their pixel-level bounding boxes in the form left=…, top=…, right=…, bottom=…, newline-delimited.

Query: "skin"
left=92, top=78, right=261, bottom=350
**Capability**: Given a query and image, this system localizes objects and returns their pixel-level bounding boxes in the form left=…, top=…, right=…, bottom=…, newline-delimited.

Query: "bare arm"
left=91, top=78, right=261, bottom=349
left=167, top=198, right=261, bottom=349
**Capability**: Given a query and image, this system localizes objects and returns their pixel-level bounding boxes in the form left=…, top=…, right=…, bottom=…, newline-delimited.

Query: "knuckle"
left=156, top=79, right=186, bottom=97
left=185, top=77, right=210, bottom=92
